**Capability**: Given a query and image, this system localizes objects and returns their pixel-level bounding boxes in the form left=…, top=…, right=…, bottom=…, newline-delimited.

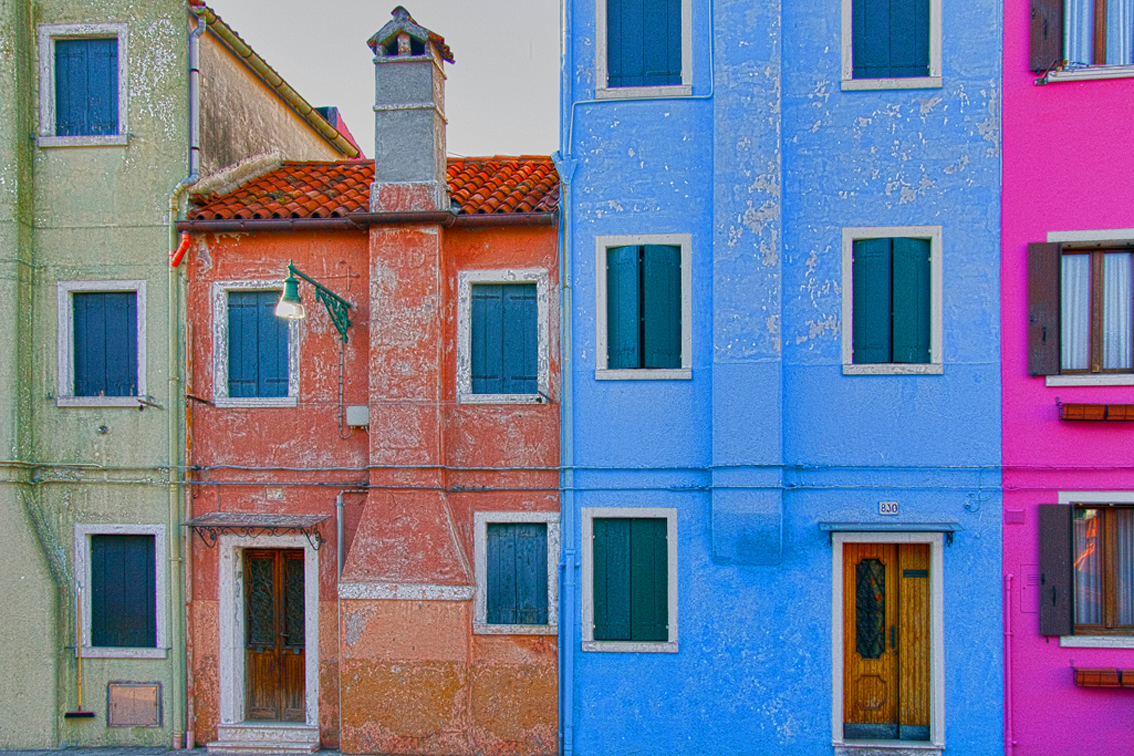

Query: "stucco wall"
left=198, top=32, right=345, bottom=177
left=1001, top=0, right=1134, bottom=753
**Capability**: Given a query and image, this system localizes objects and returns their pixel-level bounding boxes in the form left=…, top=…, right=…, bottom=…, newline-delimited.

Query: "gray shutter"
left=1038, top=504, right=1073, bottom=636
left=1028, top=242, right=1062, bottom=376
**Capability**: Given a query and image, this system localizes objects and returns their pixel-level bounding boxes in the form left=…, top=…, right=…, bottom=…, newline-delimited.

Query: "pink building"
left=1003, top=2, right=1134, bottom=755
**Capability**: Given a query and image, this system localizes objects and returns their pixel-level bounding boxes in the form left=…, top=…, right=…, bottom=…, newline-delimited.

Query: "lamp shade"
left=275, top=274, right=306, bottom=319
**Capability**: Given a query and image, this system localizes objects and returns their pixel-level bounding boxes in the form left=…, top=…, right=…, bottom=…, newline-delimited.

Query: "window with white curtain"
left=1073, top=507, right=1134, bottom=634
left=1065, top=0, right=1134, bottom=66
left=1060, top=249, right=1133, bottom=373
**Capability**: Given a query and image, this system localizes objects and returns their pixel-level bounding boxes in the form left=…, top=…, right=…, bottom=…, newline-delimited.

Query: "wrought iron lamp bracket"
left=287, top=262, right=353, bottom=343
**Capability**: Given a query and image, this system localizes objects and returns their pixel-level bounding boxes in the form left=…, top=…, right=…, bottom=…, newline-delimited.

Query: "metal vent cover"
left=107, top=682, right=162, bottom=727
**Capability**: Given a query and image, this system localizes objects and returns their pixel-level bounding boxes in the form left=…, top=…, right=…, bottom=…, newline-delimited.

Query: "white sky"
left=207, top=0, right=560, bottom=159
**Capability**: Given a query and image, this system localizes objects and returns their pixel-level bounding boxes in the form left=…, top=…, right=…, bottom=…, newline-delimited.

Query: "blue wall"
left=559, top=0, right=1003, bottom=753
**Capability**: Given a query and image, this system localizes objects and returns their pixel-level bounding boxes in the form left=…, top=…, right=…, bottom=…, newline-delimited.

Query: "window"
left=38, top=23, right=128, bottom=147
left=57, top=281, right=146, bottom=406
left=841, top=227, right=943, bottom=375
left=75, top=524, right=166, bottom=659
left=595, top=234, right=692, bottom=380
left=1028, top=237, right=1134, bottom=384
left=457, top=269, right=550, bottom=404
left=1031, top=0, right=1134, bottom=80
left=581, top=507, right=677, bottom=652
left=212, top=282, right=299, bottom=407
left=595, top=0, right=692, bottom=99
left=473, top=512, right=559, bottom=635
left=841, top=0, right=942, bottom=90
left=1040, top=500, right=1134, bottom=641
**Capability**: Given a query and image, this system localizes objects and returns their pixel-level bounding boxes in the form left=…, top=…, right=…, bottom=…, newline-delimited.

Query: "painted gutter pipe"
left=170, top=232, right=191, bottom=267
left=176, top=211, right=558, bottom=233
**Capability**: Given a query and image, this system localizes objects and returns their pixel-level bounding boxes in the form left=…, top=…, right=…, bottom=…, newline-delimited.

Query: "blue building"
left=555, top=0, right=1002, bottom=754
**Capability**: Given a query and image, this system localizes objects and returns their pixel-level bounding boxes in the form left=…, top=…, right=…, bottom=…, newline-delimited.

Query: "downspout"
left=167, top=5, right=206, bottom=748
left=1004, top=573, right=1014, bottom=756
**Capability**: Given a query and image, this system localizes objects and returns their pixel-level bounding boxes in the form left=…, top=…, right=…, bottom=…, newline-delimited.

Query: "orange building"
left=179, top=10, right=560, bottom=754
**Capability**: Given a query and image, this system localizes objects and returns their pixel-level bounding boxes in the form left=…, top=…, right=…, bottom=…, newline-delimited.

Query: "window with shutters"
left=582, top=507, right=678, bottom=652
left=1028, top=239, right=1134, bottom=385
left=473, top=511, right=560, bottom=635
left=595, top=234, right=692, bottom=380
left=1040, top=497, right=1134, bottom=643
left=56, top=281, right=146, bottom=407
left=841, top=227, right=943, bottom=375
left=841, top=0, right=942, bottom=90
left=212, top=282, right=300, bottom=407
left=38, top=24, right=128, bottom=147
left=595, top=0, right=692, bottom=99
left=1031, top=0, right=1134, bottom=82
left=457, top=269, right=551, bottom=404
left=75, top=524, right=167, bottom=659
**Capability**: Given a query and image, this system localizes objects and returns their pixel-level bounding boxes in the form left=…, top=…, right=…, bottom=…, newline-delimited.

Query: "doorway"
left=243, top=549, right=305, bottom=721
left=842, top=542, right=930, bottom=741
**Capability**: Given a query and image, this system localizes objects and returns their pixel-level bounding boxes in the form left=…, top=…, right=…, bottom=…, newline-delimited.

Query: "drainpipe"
left=1004, top=573, right=1014, bottom=756
left=168, top=5, right=206, bottom=749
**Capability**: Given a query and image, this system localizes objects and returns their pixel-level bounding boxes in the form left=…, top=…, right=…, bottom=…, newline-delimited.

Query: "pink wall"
left=1003, top=2, right=1134, bottom=755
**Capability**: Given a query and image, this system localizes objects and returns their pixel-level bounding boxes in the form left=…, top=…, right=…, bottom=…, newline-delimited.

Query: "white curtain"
left=1074, top=509, right=1102, bottom=625
left=1066, top=0, right=1094, bottom=65
left=1104, top=252, right=1133, bottom=369
left=1118, top=510, right=1134, bottom=626
left=1108, top=0, right=1134, bottom=65
left=1062, top=255, right=1091, bottom=370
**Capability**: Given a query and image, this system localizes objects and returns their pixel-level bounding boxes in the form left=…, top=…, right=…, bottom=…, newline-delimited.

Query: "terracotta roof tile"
left=188, top=157, right=559, bottom=220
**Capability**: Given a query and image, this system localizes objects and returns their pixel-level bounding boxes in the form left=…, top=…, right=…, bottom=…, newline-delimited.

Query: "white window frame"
left=212, top=281, right=300, bottom=408
left=473, top=511, right=560, bottom=635
left=457, top=269, right=551, bottom=404
left=581, top=506, right=678, bottom=653
left=594, top=0, right=693, bottom=99
left=74, top=523, right=167, bottom=659
left=56, top=280, right=146, bottom=407
left=841, top=226, right=943, bottom=375
left=38, top=23, right=129, bottom=147
left=831, top=531, right=945, bottom=751
left=595, top=234, right=692, bottom=380
left=1057, top=491, right=1134, bottom=648
left=840, top=0, right=942, bottom=91
left=1043, top=229, right=1134, bottom=387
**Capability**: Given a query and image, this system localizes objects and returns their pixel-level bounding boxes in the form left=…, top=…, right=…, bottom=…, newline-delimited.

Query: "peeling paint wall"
left=562, top=0, right=1002, bottom=753
left=1001, top=1, right=1134, bottom=753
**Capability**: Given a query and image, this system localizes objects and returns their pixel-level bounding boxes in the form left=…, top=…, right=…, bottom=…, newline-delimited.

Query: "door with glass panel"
left=244, top=549, right=305, bottom=721
left=1073, top=507, right=1134, bottom=634
left=843, top=543, right=930, bottom=741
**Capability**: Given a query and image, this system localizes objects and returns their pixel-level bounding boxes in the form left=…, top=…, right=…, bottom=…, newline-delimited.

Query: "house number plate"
left=879, top=501, right=899, bottom=516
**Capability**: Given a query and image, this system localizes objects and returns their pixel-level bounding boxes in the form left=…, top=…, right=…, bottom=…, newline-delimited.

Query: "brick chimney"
left=367, top=6, right=454, bottom=212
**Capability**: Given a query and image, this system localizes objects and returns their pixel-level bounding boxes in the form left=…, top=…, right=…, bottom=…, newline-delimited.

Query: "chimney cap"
left=367, top=6, right=455, bottom=63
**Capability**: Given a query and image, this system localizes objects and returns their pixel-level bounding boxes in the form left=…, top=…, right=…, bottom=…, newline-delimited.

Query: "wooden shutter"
left=593, top=518, right=632, bottom=640
left=73, top=291, right=137, bottom=397
left=87, top=38, right=118, bottom=135
left=852, top=0, right=929, bottom=79
left=228, top=291, right=288, bottom=398
left=1030, top=0, right=1064, bottom=73
left=852, top=239, right=893, bottom=363
left=607, top=247, right=642, bottom=369
left=90, top=534, right=156, bottom=647
left=642, top=245, right=682, bottom=369
left=501, top=284, right=539, bottom=394
left=630, top=518, right=669, bottom=642
left=471, top=285, right=504, bottom=393
left=55, top=38, right=117, bottom=136
left=891, top=238, right=931, bottom=364
left=607, top=0, right=681, bottom=87
left=1028, top=242, right=1062, bottom=376
left=515, top=523, right=549, bottom=624
left=1038, top=504, right=1074, bottom=636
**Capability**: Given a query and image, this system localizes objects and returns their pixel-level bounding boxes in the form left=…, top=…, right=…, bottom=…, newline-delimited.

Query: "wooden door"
left=244, top=549, right=305, bottom=722
left=843, top=543, right=930, bottom=741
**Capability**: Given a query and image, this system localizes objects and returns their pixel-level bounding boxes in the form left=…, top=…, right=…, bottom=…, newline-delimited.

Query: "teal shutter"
left=228, top=291, right=288, bottom=398
left=891, top=238, right=931, bottom=364
left=501, top=284, right=538, bottom=394
left=593, top=518, right=632, bottom=640
left=471, top=285, right=504, bottom=393
left=607, top=247, right=642, bottom=369
left=55, top=38, right=118, bottom=136
left=630, top=518, right=669, bottom=642
left=852, top=239, right=893, bottom=364
left=73, top=291, right=137, bottom=397
left=515, top=523, right=548, bottom=624
left=607, top=0, right=681, bottom=87
left=90, top=534, right=156, bottom=647
left=852, top=0, right=930, bottom=79
left=642, top=245, right=682, bottom=369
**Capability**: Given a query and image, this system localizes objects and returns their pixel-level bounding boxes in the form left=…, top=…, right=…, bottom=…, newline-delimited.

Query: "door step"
left=207, top=722, right=319, bottom=754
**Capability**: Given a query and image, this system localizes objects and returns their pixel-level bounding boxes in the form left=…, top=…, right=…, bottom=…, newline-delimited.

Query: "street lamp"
left=275, top=260, right=353, bottom=343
